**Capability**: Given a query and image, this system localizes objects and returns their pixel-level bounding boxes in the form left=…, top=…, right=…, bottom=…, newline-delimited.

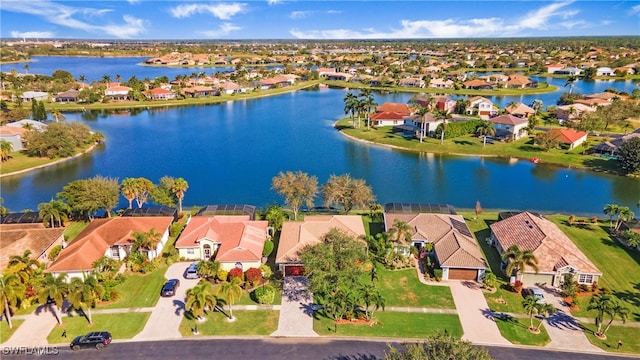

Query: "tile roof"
left=275, top=215, right=365, bottom=263
left=176, top=216, right=268, bottom=263
left=489, top=114, right=529, bottom=126
left=370, top=111, right=406, bottom=121
left=376, top=102, right=411, bottom=115
left=548, top=128, right=588, bottom=144
left=0, top=224, right=64, bottom=271
left=47, top=217, right=173, bottom=273
left=384, top=213, right=487, bottom=269
left=490, top=212, right=601, bottom=275
left=505, top=103, right=535, bottom=116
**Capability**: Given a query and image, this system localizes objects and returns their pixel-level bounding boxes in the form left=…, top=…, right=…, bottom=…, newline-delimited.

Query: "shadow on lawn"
left=613, top=282, right=640, bottom=322
left=494, top=313, right=526, bottom=328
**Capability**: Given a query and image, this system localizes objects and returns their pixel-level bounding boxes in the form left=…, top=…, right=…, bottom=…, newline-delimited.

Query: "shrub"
left=251, top=285, right=275, bottom=305
left=229, top=267, right=244, bottom=281
left=216, top=269, right=228, bottom=282
left=510, top=280, right=523, bottom=293
left=434, top=119, right=484, bottom=139
left=433, top=268, right=443, bottom=282
left=48, top=245, right=63, bottom=261
left=568, top=215, right=575, bottom=224
left=262, top=240, right=275, bottom=257
left=590, top=216, right=598, bottom=224
left=260, top=264, right=273, bottom=279
left=169, top=222, right=185, bottom=237
left=245, top=267, right=263, bottom=287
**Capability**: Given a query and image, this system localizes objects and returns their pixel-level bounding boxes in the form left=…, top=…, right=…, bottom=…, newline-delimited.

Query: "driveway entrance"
left=271, top=276, right=318, bottom=337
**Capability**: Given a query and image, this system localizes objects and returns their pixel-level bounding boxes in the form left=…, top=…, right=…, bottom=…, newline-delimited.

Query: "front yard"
left=0, top=319, right=24, bottom=344
left=45, top=312, right=150, bottom=344
left=179, top=310, right=279, bottom=336
left=96, top=265, right=168, bottom=309
left=494, top=315, right=551, bottom=346
left=375, top=264, right=455, bottom=309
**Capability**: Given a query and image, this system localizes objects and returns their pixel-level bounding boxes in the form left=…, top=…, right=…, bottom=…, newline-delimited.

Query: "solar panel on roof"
left=451, top=218, right=473, bottom=237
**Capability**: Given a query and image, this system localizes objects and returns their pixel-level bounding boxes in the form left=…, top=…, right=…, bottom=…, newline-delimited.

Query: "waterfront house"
left=0, top=221, right=65, bottom=271
left=53, top=90, right=79, bottom=103
left=400, top=112, right=444, bottom=138
left=144, top=88, right=177, bottom=101
left=547, top=128, right=588, bottom=150
left=20, top=91, right=49, bottom=102
left=554, top=67, right=583, bottom=75
left=505, top=102, right=535, bottom=118
left=429, top=78, right=453, bottom=89
left=489, top=211, right=601, bottom=287
left=275, top=215, right=366, bottom=276
left=104, top=85, right=132, bottom=101
left=47, top=217, right=173, bottom=280
left=489, top=114, right=529, bottom=140
left=183, top=86, right=219, bottom=98
left=383, top=211, right=488, bottom=281
left=377, top=102, right=412, bottom=115
left=590, top=128, right=640, bottom=156
left=370, top=111, right=407, bottom=127
left=462, top=79, right=494, bottom=90
left=0, top=125, right=27, bottom=151
left=506, top=74, right=533, bottom=89
left=466, top=96, right=498, bottom=119
left=596, top=67, right=615, bottom=76
left=556, top=103, right=596, bottom=123
left=175, top=215, right=268, bottom=271
left=399, top=77, right=425, bottom=88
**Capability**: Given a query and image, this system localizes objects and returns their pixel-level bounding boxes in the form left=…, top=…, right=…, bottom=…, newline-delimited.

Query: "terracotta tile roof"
left=384, top=213, right=487, bottom=269
left=0, top=224, right=64, bottom=271
left=490, top=212, right=601, bottom=275
left=505, top=103, right=535, bottom=116
left=370, top=111, right=406, bottom=120
left=275, top=215, right=365, bottom=263
left=47, top=217, right=173, bottom=273
left=176, top=216, right=268, bottom=263
left=463, top=79, right=492, bottom=87
left=490, top=114, right=528, bottom=126
left=548, top=128, right=588, bottom=144
left=0, top=126, right=27, bottom=136
left=376, top=102, right=411, bottom=115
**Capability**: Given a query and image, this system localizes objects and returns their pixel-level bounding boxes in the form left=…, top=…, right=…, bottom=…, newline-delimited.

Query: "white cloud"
left=290, top=11, right=311, bottom=19
left=1, top=0, right=147, bottom=38
left=267, top=0, right=282, bottom=5
left=127, top=0, right=140, bottom=4
left=201, top=23, right=242, bottom=37
left=10, top=30, right=55, bottom=39
left=327, top=10, right=341, bottom=14
left=170, top=3, right=246, bottom=20
left=291, top=1, right=581, bottom=39
left=631, top=5, right=640, bottom=14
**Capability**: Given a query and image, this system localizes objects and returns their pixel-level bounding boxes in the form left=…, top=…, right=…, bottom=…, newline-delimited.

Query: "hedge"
left=434, top=119, right=485, bottom=139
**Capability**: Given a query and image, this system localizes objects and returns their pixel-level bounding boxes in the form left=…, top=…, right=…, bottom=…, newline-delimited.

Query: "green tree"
left=564, top=75, right=577, bottom=94
left=501, top=245, right=539, bottom=281
left=624, top=230, right=640, bottom=248
left=522, top=295, right=539, bottom=330
left=343, top=92, right=358, bottom=127
left=475, top=121, right=496, bottom=147
left=264, top=205, right=285, bottom=232
left=67, top=275, right=104, bottom=324
left=535, top=131, right=560, bottom=151
left=384, top=333, right=493, bottom=360
left=58, top=176, right=119, bottom=220
left=171, top=177, right=189, bottom=213
left=197, top=260, right=221, bottom=281
left=38, top=199, right=69, bottom=228
left=215, top=277, right=243, bottom=320
left=0, top=273, right=25, bottom=330
left=321, top=174, right=375, bottom=214
left=132, top=177, right=155, bottom=208
left=618, top=137, right=640, bottom=175
left=481, top=271, right=498, bottom=290
left=132, top=228, right=162, bottom=258
left=0, top=140, right=13, bottom=162
left=534, top=303, right=556, bottom=332
left=587, top=293, right=616, bottom=337
left=614, top=207, right=634, bottom=232
left=360, top=284, right=385, bottom=320
left=120, top=178, right=138, bottom=209
left=6, top=250, right=39, bottom=285
left=271, top=171, right=318, bottom=220
left=150, top=176, right=177, bottom=207
left=185, top=281, right=218, bottom=321
left=603, top=204, right=620, bottom=229
left=37, top=273, right=68, bottom=325
left=413, top=105, right=430, bottom=143
left=388, top=219, right=413, bottom=246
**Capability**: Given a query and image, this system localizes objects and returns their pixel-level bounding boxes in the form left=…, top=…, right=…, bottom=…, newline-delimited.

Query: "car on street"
left=70, top=331, right=112, bottom=351
left=522, top=287, right=546, bottom=303
left=161, top=279, right=180, bottom=297
left=185, top=263, right=199, bottom=279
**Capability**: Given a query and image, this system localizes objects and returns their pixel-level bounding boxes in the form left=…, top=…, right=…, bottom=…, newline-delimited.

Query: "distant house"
left=377, top=102, right=412, bottom=114
left=505, top=102, right=535, bottom=118
left=104, top=85, right=132, bottom=101
left=399, top=112, right=444, bottom=138
left=0, top=126, right=27, bottom=151
left=596, top=67, right=615, bottom=76
left=434, top=96, right=456, bottom=113
left=466, top=96, right=498, bottom=119
left=547, top=128, right=588, bottom=150
left=175, top=215, right=268, bottom=271
left=429, top=78, right=453, bottom=89
left=0, top=223, right=65, bottom=271
left=275, top=215, right=365, bottom=276
left=219, top=81, right=247, bottom=95
left=144, top=88, right=176, bottom=100
left=325, top=72, right=353, bottom=81
left=489, top=114, right=529, bottom=140
left=383, top=212, right=488, bottom=281
left=546, top=64, right=565, bottom=74
left=53, top=90, right=79, bottom=103
left=399, top=77, right=425, bottom=88
left=20, top=91, right=49, bottom=102
left=370, top=111, right=407, bottom=127
left=183, top=86, right=219, bottom=98
left=47, top=217, right=173, bottom=279
left=554, top=67, right=583, bottom=75
left=489, top=211, right=601, bottom=286
left=556, top=103, right=596, bottom=123
left=505, top=74, right=532, bottom=89
left=462, top=79, right=494, bottom=90
left=590, top=128, right=640, bottom=156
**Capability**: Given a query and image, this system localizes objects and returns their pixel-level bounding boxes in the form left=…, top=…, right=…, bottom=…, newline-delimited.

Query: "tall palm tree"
left=7, top=250, right=39, bottom=284
left=67, top=274, right=104, bottom=324
left=565, top=75, right=577, bottom=94
left=534, top=303, right=556, bottom=332
left=102, top=75, right=111, bottom=84
left=78, top=74, right=86, bottom=89
left=603, top=204, right=620, bottom=229
left=522, top=295, right=539, bottom=330
left=171, top=178, right=189, bottom=213
left=614, top=207, right=634, bottom=232
left=0, top=273, right=25, bottom=329
left=343, top=92, right=358, bottom=127
left=132, top=228, right=162, bottom=258
left=587, top=293, right=616, bottom=337
left=358, top=89, right=377, bottom=129
left=388, top=219, right=413, bottom=246
left=475, top=121, right=496, bottom=147
left=414, top=105, right=430, bottom=143
left=215, top=277, right=243, bottom=320
left=501, top=245, right=539, bottom=281
left=530, top=99, right=543, bottom=116
left=120, top=178, right=137, bottom=209
left=38, top=199, right=64, bottom=228
left=49, top=108, right=65, bottom=122
left=185, top=282, right=218, bottom=321
left=360, top=285, right=385, bottom=321
left=37, top=273, right=69, bottom=325
left=602, top=301, right=629, bottom=336
left=23, top=64, right=29, bottom=75
left=434, top=109, right=452, bottom=145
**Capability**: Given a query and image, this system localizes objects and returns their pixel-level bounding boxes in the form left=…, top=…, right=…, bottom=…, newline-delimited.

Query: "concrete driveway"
left=134, top=262, right=201, bottom=341
left=271, top=276, right=318, bottom=337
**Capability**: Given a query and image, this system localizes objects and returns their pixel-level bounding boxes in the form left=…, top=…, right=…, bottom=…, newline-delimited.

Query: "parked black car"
left=161, top=279, right=180, bottom=297
left=70, top=331, right=112, bottom=351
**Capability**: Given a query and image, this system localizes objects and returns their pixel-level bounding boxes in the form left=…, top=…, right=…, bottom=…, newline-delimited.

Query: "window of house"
left=578, top=274, right=593, bottom=284
left=187, top=248, right=195, bottom=254
left=110, top=247, right=119, bottom=258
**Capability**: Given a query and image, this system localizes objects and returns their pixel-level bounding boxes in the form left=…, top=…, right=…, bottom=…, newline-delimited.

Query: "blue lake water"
left=1, top=84, right=638, bottom=215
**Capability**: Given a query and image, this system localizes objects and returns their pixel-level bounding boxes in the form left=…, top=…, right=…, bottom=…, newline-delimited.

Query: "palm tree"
left=502, top=245, right=539, bottom=281
left=475, top=121, right=496, bottom=147
left=603, top=204, right=620, bottom=229
left=0, top=273, right=25, bottom=329
left=37, top=273, right=68, bottom=325
left=132, top=228, right=162, bottom=259
left=38, top=199, right=69, bottom=228
left=587, top=293, right=616, bottom=337
left=171, top=178, right=189, bottom=213
left=185, top=282, right=218, bottom=322
left=614, top=207, right=634, bottom=232
left=534, top=303, right=556, bottom=332
left=115, top=74, right=122, bottom=83
left=343, top=93, right=358, bottom=128
left=102, top=74, right=111, bottom=84
left=565, top=75, right=577, bottom=94
left=602, top=301, right=629, bottom=336
left=78, top=74, right=86, bottom=89
left=67, top=274, right=104, bottom=324
left=530, top=99, right=544, bottom=117
left=481, top=271, right=498, bottom=290
left=358, top=89, right=377, bottom=129
left=388, top=219, right=413, bottom=246
left=120, top=178, right=137, bottom=209
left=434, top=109, right=452, bottom=145
left=7, top=250, right=39, bottom=284
left=0, top=140, right=13, bottom=162
left=215, top=277, right=243, bottom=320
left=414, top=105, right=430, bottom=143
left=522, top=295, right=539, bottom=330
left=360, top=285, right=385, bottom=321
left=197, top=260, right=221, bottom=281
left=23, top=64, right=29, bottom=75
left=49, top=108, right=65, bottom=122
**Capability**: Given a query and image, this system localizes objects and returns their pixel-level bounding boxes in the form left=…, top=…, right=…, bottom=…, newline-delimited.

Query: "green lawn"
left=97, top=267, right=168, bottom=309
left=314, top=312, right=462, bottom=338
left=0, top=143, right=96, bottom=176
left=375, top=264, right=455, bottom=309
left=494, top=315, right=551, bottom=346
left=236, top=285, right=282, bottom=306
left=0, top=319, right=24, bottom=344
left=46, top=312, right=150, bottom=344
left=582, top=323, right=640, bottom=354
left=337, top=119, right=618, bottom=173
left=547, top=216, right=640, bottom=322
left=179, top=310, right=279, bottom=336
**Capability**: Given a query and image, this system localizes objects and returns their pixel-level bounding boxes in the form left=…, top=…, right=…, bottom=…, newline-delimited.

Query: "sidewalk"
left=3, top=305, right=59, bottom=347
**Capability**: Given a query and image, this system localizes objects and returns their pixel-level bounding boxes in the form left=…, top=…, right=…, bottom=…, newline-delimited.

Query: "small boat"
left=530, top=157, right=540, bottom=164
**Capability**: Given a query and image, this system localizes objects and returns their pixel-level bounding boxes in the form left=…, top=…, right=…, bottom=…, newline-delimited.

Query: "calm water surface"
left=1, top=87, right=638, bottom=214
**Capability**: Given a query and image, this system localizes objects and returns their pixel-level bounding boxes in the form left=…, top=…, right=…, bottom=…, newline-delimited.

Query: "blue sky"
left=1, top=1, right=639, bottom=40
